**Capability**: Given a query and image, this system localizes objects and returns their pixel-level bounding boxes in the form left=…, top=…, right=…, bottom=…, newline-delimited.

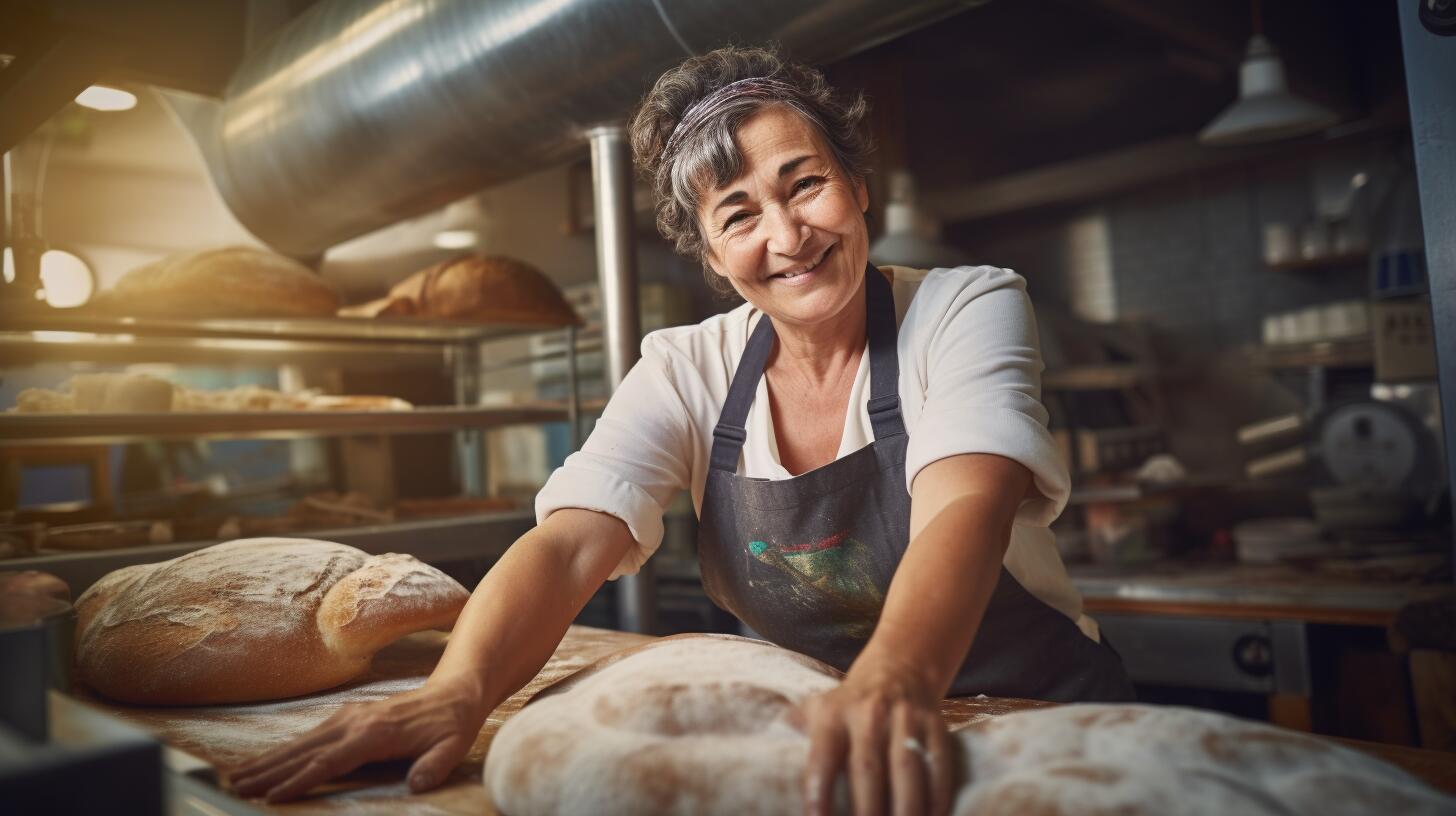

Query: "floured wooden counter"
left=62, top=625, right=1456, bottom=813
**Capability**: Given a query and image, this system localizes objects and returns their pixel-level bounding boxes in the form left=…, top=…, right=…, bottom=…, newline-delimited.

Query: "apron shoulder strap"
left=708, top=264, right=906, bottom=472
left=709, top=313, right=775, bottom=472
left=865, top=266, right=906, bottom=440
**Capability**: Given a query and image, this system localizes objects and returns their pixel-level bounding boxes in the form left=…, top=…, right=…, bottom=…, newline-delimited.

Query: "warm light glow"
left=433, top=229, right=478, bottom=250
left=75, top=85, right=138, bottom=112
left=3, top=248, right=96, bottom=307
left=39, top=250, right=95, bottom=307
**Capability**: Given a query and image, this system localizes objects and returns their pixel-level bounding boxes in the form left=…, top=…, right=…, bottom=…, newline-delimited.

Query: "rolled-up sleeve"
left=904, top=269, right=1070, bottom=526
left=535, top=334, right=695, bottom=578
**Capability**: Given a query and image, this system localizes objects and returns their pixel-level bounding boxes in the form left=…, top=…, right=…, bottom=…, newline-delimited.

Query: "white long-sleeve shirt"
left=536, top=265, right=1096, bottom=639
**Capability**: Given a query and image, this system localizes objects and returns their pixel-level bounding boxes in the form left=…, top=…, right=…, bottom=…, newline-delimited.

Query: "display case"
left=0, top=307, right=592, bottom=592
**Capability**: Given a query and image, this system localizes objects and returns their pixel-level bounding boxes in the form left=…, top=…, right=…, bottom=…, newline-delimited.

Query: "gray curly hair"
left=629, top=46, right=873, bottom=296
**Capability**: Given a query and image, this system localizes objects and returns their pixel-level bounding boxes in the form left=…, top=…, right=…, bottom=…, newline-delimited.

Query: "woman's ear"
left=855, top=176, right=869, bottom=213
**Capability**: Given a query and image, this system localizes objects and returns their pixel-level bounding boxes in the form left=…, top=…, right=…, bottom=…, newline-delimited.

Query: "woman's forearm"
left=425, top=509, right=635, bottom=713
left=855, top=493, right=1013, bottom=698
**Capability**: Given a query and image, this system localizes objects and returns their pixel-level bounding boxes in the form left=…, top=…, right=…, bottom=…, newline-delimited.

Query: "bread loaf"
left=0, top=570, right=71, bottom=602
left=67, top=372, right=176, bottom=413
left=103, top=246, right=339, bottom=318
left=339, top=255, right=579, bottom=326
left=74, top=538, right=468, bottom=705
left=485, top=635, right=1456, bottom=816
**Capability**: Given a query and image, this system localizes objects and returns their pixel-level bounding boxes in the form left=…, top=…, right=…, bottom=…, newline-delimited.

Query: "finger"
left=231, top=723, right=342, bottom=783
left=803, top=713, right=848, bottom=816
left=408, top=733, right=471, bottom=792
left=926, top=718, right=957, bottom=816
left=888, top=705, right=927, bottom=816
left=848, top=701, right=888, bottom=816
left=232, top=751, right=322, bottom=799
left=264, top=747, right=367, bottom=804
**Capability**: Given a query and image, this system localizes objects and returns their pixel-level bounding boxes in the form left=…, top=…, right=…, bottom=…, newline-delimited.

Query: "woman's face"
left=697, top=105, right=870, bottom=330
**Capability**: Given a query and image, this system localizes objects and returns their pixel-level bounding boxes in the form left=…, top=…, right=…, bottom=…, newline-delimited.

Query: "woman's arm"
left=229, top=508, right=635, bottom=803
left=800, top=452, right=1033, bottom=816
left=866, top=452, right=1031, bottom=696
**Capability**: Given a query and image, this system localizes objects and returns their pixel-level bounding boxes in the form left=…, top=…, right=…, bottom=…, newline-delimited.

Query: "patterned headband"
left=661, top=76, right=803, bottom=162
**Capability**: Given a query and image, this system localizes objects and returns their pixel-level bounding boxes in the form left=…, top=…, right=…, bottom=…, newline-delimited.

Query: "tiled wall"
left=943, top=138, right=1417, bottom=476
left=950, top=147, right=1388, bottom=348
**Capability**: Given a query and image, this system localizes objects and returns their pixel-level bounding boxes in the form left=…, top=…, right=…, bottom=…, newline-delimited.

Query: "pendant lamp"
left=868, top=171, right=963, bottom=270
left=1198, top=2, right=1337, bottom=146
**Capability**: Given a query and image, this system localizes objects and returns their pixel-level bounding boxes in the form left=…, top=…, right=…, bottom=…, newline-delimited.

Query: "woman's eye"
left=792, top=176, right=824, bottom=194
left=722, top=212, right=750, bottom=231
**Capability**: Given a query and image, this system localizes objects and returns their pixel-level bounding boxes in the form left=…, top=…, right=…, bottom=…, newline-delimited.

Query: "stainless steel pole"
left=587, top=124, right=655, bottom=634
left=1397, top=1, right=1456, bottom=579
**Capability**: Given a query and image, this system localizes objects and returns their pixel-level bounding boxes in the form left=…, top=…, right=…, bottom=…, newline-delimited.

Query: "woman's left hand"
left=792, top=658, right=956, bottom=816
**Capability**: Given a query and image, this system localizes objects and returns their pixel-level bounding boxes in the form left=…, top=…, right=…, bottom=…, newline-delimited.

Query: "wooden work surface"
left=70, top=626, right=1456, bottom=814
left=1071, top=560, right=1453, bottom=627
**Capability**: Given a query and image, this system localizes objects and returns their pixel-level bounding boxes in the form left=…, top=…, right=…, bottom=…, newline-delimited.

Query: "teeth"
left=775, top=245, right=831, bottom=280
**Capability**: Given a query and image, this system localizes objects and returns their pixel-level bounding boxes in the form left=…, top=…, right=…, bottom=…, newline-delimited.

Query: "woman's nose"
left=763, top=205, right=810, bottom=258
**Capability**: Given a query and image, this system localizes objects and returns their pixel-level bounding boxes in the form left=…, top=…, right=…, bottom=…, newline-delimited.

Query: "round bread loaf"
left=484, top=635, right=1455, bottom=816
left=104, top=246, right=339, bottom=318
left=340, top=255, right=580, bottom=326
left=74, top=538, right=468, bottom=705
left=0, top=570, right=71, bottom=602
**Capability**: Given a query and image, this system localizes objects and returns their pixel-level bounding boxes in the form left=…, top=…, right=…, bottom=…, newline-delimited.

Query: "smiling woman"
left=231, top=46, right=1130, bottom=814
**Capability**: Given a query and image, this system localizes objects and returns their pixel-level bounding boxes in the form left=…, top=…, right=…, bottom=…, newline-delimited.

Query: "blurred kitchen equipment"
left=1085, top=498, right=1178, bottom=565
left=1233, top=517, right=1329, bottom=564
left=1240, top=398, right=1445, bottom=530
left=1372, top=299, right=1438, bottom=382
left=1369, top=162, right=1428, bottom=299
left=1299, top=220, right=1332, bottom=260
left=0, top=592, right=73, bottom=740
left=1262, top=222, right=1296, bottom=265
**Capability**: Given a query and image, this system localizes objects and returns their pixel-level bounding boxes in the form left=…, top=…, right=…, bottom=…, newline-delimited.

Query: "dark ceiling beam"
left=0, top=23, right=128, bottom=154
left=923, top=119, right=1405, bottom=226
left=1082, top=0, right=1247, bottom=72
left=0, top=0, right=248, bottom=98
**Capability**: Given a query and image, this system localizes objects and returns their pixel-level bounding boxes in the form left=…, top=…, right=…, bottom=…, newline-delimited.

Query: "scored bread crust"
left=485, top=636, right=1456, bottom=816
left=74, top=538, right=468, bottom=706
left=339, top=255, right=580, bottom=326
left=105, top=247, right=339, bottom=318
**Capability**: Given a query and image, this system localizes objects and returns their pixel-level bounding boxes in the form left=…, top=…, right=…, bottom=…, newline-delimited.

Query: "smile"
left=769, top=243, right=834, bottom=282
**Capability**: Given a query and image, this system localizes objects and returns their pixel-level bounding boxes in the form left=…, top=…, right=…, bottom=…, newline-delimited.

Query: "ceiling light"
left=75, top=85, right=138, bottom=112
left=868, top=171, right=963, bottom=270
left=1199, top=33, right=1337, bottom=146
left=3, top=247, right=95, bottom=307
left=432, top=195, right=486, bottom=250
left=433, top=229, right=478, bottom=250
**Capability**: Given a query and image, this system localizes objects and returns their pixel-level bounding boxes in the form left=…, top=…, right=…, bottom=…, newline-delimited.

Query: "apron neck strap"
left=709, top=263, right=905, bottom=473
left=864, top=264, right=907, bottom=440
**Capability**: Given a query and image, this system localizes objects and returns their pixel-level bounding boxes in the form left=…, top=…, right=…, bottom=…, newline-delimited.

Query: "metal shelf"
left=1, top=312, right=581, bottom=368
left=0, top=404, right=590, bottom=446
left=0, top=308, right=571, bottom=344
left=1043, top=364, right=1157, bottom=391
left=4, top=511, right=537, bottom=595
left=1246, top=338, right=1374, bottom=370
left=1265, top=251, right=1368, bottom=273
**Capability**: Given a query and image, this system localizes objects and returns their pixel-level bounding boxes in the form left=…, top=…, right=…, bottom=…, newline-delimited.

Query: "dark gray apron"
left=696, top=265, right=1134, bottom=702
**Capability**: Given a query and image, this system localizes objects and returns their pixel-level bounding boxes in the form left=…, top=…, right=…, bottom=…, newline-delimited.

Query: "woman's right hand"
left=227, top=674, right=487, bottom=803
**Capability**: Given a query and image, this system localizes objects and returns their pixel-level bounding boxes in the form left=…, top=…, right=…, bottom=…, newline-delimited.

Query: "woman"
left=232, top=46, right=1132, bottom=814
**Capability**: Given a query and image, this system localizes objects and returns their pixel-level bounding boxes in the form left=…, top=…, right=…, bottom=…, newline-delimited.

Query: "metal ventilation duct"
left=179, top=0, right=976, bottom=257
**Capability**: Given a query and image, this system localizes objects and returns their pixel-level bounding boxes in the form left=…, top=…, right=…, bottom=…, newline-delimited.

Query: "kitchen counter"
left=58, top=625, right=1456, bottom=813
left=1070, top=559, right=1453, bottom=626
